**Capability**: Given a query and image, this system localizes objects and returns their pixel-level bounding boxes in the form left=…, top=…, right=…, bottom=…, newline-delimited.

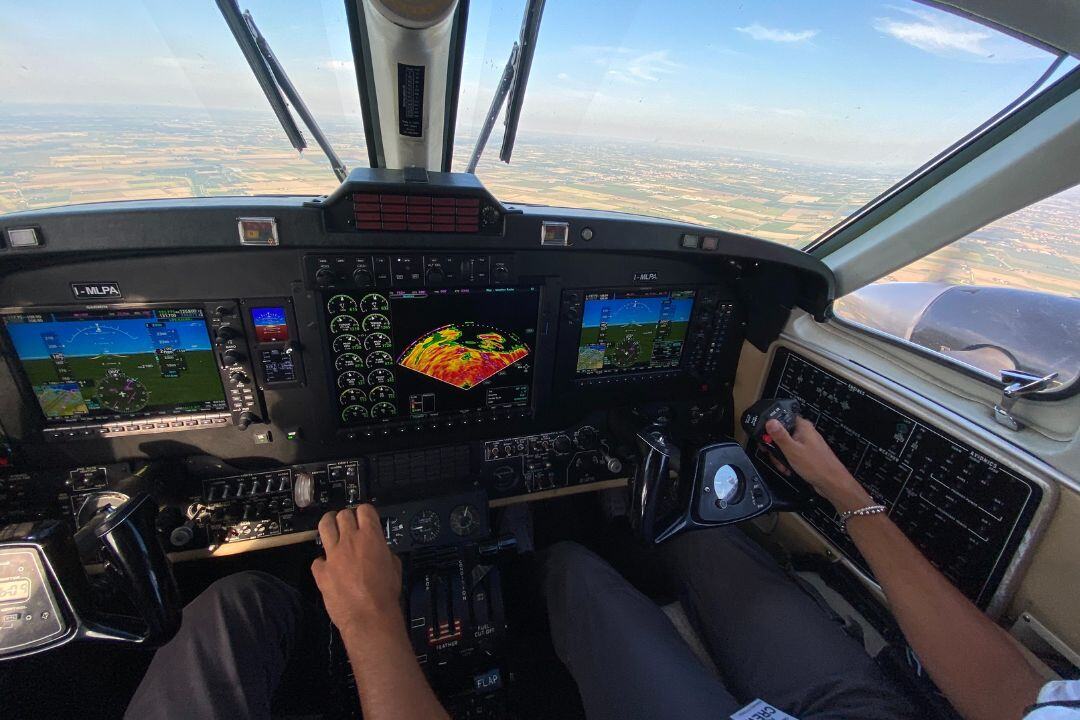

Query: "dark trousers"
left=124, top=571, right=301, bottom=720
left=543, top=529, right=919, bottom=720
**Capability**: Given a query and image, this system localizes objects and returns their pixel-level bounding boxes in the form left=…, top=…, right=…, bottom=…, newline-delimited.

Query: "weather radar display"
left=575, top=289, right=695, bottom=376
left=2, top=308, right=227, bottom=425
left=397, top=323, right=529, bottom=390
left=322, top=286, right=539, bottom=426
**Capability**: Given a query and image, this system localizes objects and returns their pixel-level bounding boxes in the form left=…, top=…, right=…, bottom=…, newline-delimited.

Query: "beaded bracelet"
left=839, top=504, right=887, bottom=532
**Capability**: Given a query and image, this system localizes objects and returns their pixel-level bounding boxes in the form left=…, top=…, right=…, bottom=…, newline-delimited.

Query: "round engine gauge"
left=339, top=388, right=368, bottom=406
left=366, top=350, right=394, bottom=368
left=369, top=385, right=396, bottom=402
left=382, top=515, right=406, bottom=547
left=449, top=504, right=480, bottom=537
left=335, top=353, right=362, bottom=372
left=337, top=370, right=366, bottom=389
left=362, top=313, right=391, bottom=332
left=97, top=373, right=149, bottom=413
left=367, top=368, right=394, bottom=385
left=332, top=334, right=362, bottom=353
left=370, top=401, right=396, bottom=419
left=330, top=315, right=360, bottom=334
left=327, top=294, right=358, bottom=314
left=341, top=405, right=369, bottom=423
left=364, top=332, right=392, bottom=351
left=409, top=509, right=441, bottom=544
left=359, top=293, right=389, bottom=313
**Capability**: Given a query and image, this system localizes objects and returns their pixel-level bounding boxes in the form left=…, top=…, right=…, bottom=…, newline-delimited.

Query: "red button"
left=761, top=433, right=773, bottom=445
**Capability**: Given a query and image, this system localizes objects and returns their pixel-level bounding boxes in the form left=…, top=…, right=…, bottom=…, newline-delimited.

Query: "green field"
left=22, top=351, right=225, bottom=418
left=578, top=320, right=689, bottom=370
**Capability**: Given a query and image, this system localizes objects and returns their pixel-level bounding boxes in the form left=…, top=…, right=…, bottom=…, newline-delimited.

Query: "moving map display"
left=323, top=286, right=539, bottom=426
left=2, top=308, right=227, bottom=424
left=575, top=289, right=695, bottom=377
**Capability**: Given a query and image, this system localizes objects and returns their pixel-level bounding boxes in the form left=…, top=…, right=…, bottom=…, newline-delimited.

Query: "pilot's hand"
left=312, top=505, right=402, bottom=634
left=765, top=416, right=872, bottom=513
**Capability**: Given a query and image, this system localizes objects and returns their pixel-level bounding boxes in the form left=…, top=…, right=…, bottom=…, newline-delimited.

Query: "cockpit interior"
left=0, top=1, right=1077, bottom=718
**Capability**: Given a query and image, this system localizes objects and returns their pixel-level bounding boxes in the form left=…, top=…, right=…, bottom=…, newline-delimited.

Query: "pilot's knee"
left=197, top=570, right=301, bottom=619
left=542, top=541, right=610, bottom=599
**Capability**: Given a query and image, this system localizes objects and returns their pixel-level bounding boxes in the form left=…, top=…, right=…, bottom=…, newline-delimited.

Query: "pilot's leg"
left=543, top=541, right=741, bottom=720
left=124, top=570, right=302, bottom=720
left=662, top=527, right=918, bottom=719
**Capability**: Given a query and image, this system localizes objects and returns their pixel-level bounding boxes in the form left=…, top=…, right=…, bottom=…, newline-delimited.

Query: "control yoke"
left=0, top=493, right=182, bottom=661
left=629, top=399, right=798, bottom=544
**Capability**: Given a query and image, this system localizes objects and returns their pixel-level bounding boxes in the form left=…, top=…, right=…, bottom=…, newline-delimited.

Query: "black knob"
left=237, top=411, right=255, bottom=430
left=315, top=268, right=336, bottom=288
left=352, top=268, right=374, bottom=287
left=216, top=325, right=238, bottom=341
left=230, top=370, right=249, bottom=385
left=222, top=349, right=245, bottom=366
left=492, top=263, right=510, bottom=283
left=481, top=205, right=499, bottom=226
left=574, top=426, right=599, bottom=450
left=554, top=435, right=573, bottom=454
left=426, top=268, right=445, bottom=285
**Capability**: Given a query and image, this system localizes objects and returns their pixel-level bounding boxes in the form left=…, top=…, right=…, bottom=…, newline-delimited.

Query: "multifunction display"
left=574, top=289, right=695, bottom=377
left=323, top=286, right=539, bottom=426
left=756, top=348, right=1043, bottom=608
left=2, top=307, right=228, bottom=425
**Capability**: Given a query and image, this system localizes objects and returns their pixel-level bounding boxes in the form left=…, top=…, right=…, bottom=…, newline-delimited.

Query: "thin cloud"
left=576, top=46, right=683, bottom=84
left=321, top=59, right=354, bottom=71
left=872, top=5, right=1045, bottom=61
left=735, top=23, right=817, bottom=43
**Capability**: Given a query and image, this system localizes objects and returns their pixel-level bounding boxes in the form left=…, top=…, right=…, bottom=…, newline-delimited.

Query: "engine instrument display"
left=574, top=289, right=695, bottom=377
left=2, top=307, right=228, bottom=425
left=323, top=286, right=539, bottom=426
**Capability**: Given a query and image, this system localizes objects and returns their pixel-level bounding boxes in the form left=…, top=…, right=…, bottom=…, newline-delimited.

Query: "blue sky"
left=5, top=317, right=214, bottom=360
left=0, top=0, right=1067, bottom=165
left=582, top=296, right=694, bottom=328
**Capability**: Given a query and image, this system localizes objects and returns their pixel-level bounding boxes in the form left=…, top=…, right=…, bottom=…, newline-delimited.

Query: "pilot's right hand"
left=765, top=417, right=873, bottom=513
left=312, top=504, right=403, bottom=634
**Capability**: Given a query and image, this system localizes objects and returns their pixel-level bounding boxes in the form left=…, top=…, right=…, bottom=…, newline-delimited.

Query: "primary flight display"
left=1, top=307, right=227, bottom=424
left=575, top=288, right=695, bottom=377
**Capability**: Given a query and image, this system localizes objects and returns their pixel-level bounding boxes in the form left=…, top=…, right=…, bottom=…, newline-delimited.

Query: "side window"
left=833, top=185, right=1080, bottom=389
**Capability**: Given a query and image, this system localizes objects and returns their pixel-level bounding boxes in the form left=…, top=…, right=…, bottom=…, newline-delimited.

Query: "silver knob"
left=603, top=453, right=623, bottom=474
left=293, top=472, right=315, bottom=509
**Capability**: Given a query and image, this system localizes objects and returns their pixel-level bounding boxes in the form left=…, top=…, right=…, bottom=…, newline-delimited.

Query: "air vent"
left=352, top=193, right=481, bottom=233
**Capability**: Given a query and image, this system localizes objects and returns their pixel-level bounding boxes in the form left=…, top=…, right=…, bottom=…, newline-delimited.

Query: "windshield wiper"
left=216, top=0, right=348, bottom=182
left=466, top=0, right=545, bottom=172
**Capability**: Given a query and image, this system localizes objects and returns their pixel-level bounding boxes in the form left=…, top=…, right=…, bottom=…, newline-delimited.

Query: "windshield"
left=0, top=0, right=1072, bottom=244
left=458, top=0, right=1071, bottom=246
left=0, top=0, right=364, bottom=215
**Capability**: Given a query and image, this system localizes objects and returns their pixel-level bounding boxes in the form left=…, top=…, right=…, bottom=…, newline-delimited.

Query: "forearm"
left=340, top=612, right=449, bottom=720
left=847, top=511, right=1042, bottom=720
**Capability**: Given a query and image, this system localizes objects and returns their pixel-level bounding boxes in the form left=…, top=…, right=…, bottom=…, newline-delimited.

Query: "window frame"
left=826, top=305, right=1080, bottom=402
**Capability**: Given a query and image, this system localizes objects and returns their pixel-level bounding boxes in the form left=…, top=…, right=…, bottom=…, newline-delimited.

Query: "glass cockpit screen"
left=575, top=289, right=695, bottom=377
left=2, top=307, right=228, bottom=425
left=324, top=286, right=540, bottom=426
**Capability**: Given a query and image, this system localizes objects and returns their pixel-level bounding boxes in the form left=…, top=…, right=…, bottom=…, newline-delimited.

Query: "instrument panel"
left=753, top=348, right=1047, bottom=609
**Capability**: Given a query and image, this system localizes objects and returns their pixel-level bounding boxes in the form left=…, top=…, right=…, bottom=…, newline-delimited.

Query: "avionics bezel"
left=317, top=285, right=544, bottom=433
left=557, top=284, right=743, bottom=395
left=0, top=301, right=243, bottom=441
